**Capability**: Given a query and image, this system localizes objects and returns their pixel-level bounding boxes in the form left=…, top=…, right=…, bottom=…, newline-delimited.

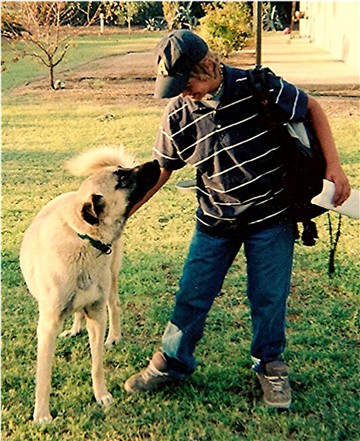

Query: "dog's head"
left=79, top=160, right=160, bottom=227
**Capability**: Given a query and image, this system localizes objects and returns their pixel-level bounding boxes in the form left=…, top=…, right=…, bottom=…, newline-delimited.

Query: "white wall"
left=300, top=1, right=360, bottom=71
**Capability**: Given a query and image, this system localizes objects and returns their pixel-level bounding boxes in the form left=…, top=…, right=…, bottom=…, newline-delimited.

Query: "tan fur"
left=20, top=147, right=159, bottom=424
left=65, top=145, right=136, bottom=177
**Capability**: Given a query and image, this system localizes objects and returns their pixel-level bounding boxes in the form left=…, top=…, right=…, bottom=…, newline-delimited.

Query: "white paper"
left=311, top=179, right=360, bottom=219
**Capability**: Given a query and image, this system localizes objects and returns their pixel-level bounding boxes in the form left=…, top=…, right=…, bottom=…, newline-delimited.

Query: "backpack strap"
left=247, top=66, right=274, bottom=105
left=247, top=66, right=286, bottom=130
left=327, top=213, right=342, bottom=276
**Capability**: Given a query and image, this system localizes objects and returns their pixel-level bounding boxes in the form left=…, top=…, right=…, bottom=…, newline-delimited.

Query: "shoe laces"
left=265, top=375, right=288, bottom=393
left=141, top=360, right=168, bottom=382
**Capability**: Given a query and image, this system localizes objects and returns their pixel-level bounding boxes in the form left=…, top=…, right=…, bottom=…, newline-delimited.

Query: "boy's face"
left=181, top=77, right=216, bottom=101
left=181, top=59, right=220, bottom=102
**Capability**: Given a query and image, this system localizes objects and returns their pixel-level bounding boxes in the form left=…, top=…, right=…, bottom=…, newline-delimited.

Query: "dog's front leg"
left=86, top=303, right=113, bottom=407
left=105, top=246, right=122, bottom=346
left=105, top=274, right=121, bottom=346
left=34, top=314, right=63, bottom=425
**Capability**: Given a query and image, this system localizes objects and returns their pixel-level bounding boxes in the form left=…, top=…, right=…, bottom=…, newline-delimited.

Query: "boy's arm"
left=128, top=168, right=173, bottom=216
left=307, top=96, right=350, bottom=206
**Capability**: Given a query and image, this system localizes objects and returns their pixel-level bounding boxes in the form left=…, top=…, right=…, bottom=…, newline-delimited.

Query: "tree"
left=2, top=1, right=101, bottom=90
left=103, top=1, right=145, bottom=33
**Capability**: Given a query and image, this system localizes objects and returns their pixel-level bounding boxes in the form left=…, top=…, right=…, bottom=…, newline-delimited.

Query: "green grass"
left=2, top=31, right=360, bottom=441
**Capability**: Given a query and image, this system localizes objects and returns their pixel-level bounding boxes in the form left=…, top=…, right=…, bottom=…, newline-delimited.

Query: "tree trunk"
left=49, top=63, right=55, bottom=90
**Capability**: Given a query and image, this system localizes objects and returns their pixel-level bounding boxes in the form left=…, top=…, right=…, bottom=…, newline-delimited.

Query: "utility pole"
left=253, top=1, right=262, bottom=67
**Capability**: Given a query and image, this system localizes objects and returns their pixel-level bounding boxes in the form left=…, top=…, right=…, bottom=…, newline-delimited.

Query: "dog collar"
left=77, top=233, right=112, bottom=255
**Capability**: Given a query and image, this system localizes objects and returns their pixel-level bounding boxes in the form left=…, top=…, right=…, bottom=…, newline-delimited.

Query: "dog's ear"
left=81, top=194, right=105, bottom=225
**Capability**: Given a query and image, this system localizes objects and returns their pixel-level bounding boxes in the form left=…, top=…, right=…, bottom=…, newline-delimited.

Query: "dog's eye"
left=114, top=169, right=132, bottom=189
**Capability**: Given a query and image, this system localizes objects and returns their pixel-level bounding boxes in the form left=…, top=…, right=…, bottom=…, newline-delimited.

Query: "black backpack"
left=247, top=66, right=327, bottom=246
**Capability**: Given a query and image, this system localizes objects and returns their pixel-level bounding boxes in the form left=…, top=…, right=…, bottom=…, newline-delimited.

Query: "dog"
left=20, top=147, right=160, bottom=424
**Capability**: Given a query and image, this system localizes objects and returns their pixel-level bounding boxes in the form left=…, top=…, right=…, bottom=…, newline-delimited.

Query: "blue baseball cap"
left=154, top=30, right=209, bottom=98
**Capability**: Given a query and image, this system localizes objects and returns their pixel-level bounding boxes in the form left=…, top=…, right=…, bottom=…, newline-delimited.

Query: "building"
left=299, top=1, right=359, bottom=72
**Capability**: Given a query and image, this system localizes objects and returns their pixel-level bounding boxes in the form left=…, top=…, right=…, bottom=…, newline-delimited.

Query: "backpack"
left=247, top=66, right=327, bottom=246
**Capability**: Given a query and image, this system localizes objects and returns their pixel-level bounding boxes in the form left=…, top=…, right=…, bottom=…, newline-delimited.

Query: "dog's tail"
left=65, top=146, right=136, bottom=177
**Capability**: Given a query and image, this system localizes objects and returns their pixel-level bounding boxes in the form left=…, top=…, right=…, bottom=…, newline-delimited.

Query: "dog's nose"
left=152, top=159, right=160, bottom=170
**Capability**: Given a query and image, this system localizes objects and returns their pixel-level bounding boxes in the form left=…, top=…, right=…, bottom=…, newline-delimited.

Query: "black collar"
left=77, top=233, right=112, bottom=255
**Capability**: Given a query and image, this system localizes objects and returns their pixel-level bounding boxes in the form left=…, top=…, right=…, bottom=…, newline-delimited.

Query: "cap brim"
left=154, top=72, right=189, bottom=99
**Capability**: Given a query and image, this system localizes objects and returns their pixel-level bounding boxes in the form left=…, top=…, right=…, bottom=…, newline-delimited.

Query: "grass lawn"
left=1, top=30, right=359, bottom=440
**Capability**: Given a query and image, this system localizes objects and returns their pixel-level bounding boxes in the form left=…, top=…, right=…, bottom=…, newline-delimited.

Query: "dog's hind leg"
left=85, top=302, right=113, bottom=407
left=33, top=312, right=64, bottom=425
left=105, top=244, right=122, bottom=346
left=60, top=311, right=85, bottom=338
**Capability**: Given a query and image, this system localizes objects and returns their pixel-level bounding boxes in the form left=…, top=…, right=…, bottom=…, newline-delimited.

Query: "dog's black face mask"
left=114, top=160, right=160, bottom=213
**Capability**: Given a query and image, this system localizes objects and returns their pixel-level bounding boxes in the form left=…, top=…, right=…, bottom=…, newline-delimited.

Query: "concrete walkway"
left=261, top=32, right=359, bottom=90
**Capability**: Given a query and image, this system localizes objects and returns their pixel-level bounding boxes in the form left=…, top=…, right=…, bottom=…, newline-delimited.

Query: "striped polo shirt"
left=153, top=65, right=308, bottom=235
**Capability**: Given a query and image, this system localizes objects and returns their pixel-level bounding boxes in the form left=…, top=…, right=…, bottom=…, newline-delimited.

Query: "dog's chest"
left=75, top=250, right=112, bottom=288
left=77, top=269, right=94, bottom=291
left=61, top=251, right=113, bottom=316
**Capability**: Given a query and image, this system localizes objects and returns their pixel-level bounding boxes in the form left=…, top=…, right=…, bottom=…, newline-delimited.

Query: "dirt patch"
left=313, top=96, right=359, bottom=118
left=14, top=48, right=360, bottom=115
left=15, top=51, right=158, bottom=105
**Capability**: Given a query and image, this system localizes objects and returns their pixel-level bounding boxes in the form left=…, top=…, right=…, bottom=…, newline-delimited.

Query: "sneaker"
left=256, top=361, right=292, bottom=409
left=124, top=351, right=179, bottom=394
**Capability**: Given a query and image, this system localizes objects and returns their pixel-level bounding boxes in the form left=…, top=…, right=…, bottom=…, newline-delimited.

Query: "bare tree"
left=2, top=1, right=102, bottom=89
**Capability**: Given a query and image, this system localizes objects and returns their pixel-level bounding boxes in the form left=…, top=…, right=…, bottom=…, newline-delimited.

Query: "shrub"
left=199, top=2, right=253, bottom=56
left=145, top=16, right=166, bottom=32
left=162, top=1, right=197, bottom=30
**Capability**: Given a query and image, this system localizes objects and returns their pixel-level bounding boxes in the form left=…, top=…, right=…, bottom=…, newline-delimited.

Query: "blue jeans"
left=161, top=220, right=296, bottom=378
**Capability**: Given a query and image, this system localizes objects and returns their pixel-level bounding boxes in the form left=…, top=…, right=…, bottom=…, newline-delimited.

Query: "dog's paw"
left=105, top=333, right=122, bottom=346
left=96, top=392, right=113, bottom=408
left=59, top=329, right=81, bottom=338
left=33, top=412, right=53, bottom=425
